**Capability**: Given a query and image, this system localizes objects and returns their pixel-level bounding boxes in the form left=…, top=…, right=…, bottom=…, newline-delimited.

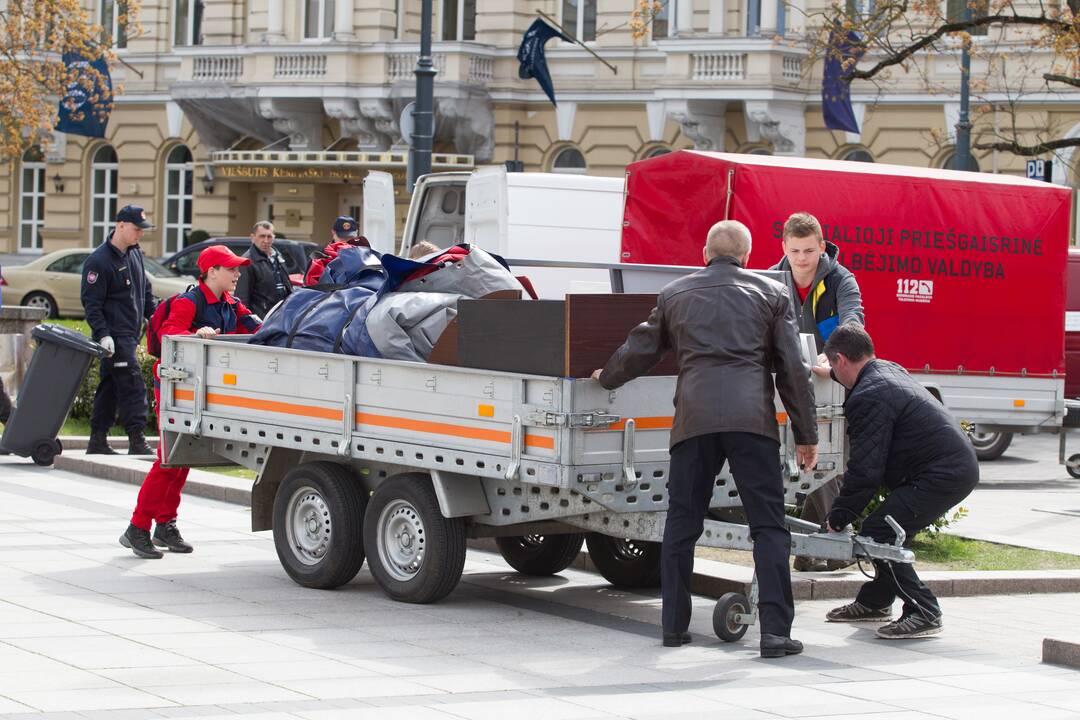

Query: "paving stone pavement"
left=1, top=457, right=1079, bottom=720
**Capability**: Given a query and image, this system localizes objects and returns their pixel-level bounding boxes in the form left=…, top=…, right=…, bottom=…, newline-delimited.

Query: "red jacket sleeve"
left=234, top=300, right=261, bottom=334
left=160, top=297, right=196, bottom=338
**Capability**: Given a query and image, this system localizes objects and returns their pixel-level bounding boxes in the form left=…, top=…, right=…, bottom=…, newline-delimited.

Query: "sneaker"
left=876, top=614, right=942, bottom=639
left=119, top=524, right=163, bottom=559
left=153, top=520, right=193, bottom=553
left=826, top=601, right=892, bottom=623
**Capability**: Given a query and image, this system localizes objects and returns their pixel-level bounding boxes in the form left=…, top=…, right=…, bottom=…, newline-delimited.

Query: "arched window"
left=841, top=148, right=874, bottom=163
left=941, top=150, right=981, bottom=172
left=551, top=147, right=587, bottom=174
left=19, top=146, right=45, bottom=252
left=90, top=145, right=118, bottom=246
left=164, top=145, right=193, bottom=254
left=645, top=146, right=672, bottom=159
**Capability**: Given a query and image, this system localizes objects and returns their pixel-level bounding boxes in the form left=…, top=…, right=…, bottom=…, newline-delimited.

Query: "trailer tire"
left=364, top=474, right=466, bottom=603
left=273, top=462, right=366, bottom=590
left=585, top=534, right=662, bottom=588
left=495, top=533, right=585, bottom=576
left=969, top=431, right=1012, bottom=461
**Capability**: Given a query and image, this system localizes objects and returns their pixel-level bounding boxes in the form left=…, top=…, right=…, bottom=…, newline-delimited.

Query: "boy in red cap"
left=120, top=245, right=261, bottom=559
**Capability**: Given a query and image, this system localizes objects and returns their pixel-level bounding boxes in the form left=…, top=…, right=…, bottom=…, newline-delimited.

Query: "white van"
left=362, top=166, right=627, bottom=298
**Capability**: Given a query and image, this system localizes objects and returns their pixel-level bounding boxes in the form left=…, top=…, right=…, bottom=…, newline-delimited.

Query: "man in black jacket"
left=234, top=221, right=292, bottom=319
left=822, top=324, right=978, bottom=639
left=80, top=205, right=156, bottom=456
left=594, top=220, right=818, bottom=658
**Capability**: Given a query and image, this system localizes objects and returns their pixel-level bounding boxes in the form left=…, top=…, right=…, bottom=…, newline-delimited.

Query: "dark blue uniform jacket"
left=81, top=236, right=156, bottom=341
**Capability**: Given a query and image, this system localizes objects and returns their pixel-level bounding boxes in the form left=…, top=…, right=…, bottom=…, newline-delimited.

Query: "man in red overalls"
left=120, top=245, right=260, bottom=559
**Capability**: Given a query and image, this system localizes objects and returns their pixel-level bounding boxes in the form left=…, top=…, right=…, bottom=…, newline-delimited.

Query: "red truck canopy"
left=621, top=151, right=1071, bottom=378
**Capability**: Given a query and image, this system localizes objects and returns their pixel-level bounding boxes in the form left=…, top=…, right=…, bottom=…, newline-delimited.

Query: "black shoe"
left=128, top=430, right=153, bottom=456
left=760, top=633, right=803, bottom=658
left=826, top=601, right=893, bottom=623
left=119, top=524, right=163, bottom=559
left=153, top=520, right=193, bottom=553
left=876, top=614, right=943, bottom=639
left=87, top=432, right=118, bottom=455
left=662, top=631, right=692, bottom=647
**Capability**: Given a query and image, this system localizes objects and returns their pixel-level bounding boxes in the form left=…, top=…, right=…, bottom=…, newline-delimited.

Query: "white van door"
left=362, top=171, right=396, bottom=255
left=464, top=165, right=508, bottom=255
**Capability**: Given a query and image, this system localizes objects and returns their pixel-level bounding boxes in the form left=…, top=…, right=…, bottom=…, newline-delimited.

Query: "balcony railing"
left=782, top=55, right=802, bottom=82
left=275, top=54, right=328, bottom=79
left=691, top=52, right=746, bottom=81
left=387, top=53, right=446, bottom=82
left=192, top=55, right=244, bottom=81
left=468, top=56, right=494, bottom=84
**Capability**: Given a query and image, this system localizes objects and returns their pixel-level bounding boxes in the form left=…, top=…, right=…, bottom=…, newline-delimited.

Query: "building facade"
left=5, top=0, right=1078, bottom=256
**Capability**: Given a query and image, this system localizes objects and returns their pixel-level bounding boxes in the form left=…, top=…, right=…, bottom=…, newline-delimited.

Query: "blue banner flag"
left=55, top=53, right=113, bottom=139
left=821, top=24, right=864, bottom=134
left=517, top=18, right=570, bottom=106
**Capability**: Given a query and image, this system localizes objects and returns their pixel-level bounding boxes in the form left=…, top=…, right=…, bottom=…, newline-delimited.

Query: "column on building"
left=335, top=0, right=355, bottom=40
left=708, top=0, right=725, bottom=34
left=760, top=0, right=779, bottom=36
left=265, top=0, right=285, bottom=42
left=675, top=0, right=694, bottom=36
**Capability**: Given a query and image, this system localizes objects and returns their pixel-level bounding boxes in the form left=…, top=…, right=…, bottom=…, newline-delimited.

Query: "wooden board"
left=565, top=294, right=678, bottom=378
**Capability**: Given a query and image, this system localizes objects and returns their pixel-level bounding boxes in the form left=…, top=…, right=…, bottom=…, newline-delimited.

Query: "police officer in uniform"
left=80, top=205, right=156, bottom=456
left=234, top=220, right=291, bottom=319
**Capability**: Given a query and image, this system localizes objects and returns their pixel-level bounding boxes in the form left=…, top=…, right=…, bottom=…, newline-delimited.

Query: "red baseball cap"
left=197, top=245, right=251, bottom=274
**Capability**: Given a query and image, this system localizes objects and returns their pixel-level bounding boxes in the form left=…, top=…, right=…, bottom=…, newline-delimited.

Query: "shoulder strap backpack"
left=146, top=285, right=201, bottom=357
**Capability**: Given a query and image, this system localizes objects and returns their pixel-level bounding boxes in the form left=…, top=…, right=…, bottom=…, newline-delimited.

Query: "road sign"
left=1026, top=159, right=1053, bottom=183
left=400, top=102, right=415, bottom=147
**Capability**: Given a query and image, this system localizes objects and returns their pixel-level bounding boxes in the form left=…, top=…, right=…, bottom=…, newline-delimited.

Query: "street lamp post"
left=408, top=0, right=436, bottom=193
left=954, top=4, right=975, bottom=172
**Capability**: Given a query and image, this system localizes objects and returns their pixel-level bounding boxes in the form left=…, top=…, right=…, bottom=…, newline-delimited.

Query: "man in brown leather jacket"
left=593, top=220, right=819, bottom=658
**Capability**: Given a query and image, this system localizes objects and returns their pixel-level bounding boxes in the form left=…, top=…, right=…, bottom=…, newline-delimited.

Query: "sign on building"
left=1026, top=159, right=1053, bottom=183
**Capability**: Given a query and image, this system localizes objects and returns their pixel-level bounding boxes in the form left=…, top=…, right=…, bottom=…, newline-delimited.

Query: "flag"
left=517, top=18, right=570, bottom=106
left=822, top=23, right=865, bottom=134
left=55, top=53, right=113, bottom=139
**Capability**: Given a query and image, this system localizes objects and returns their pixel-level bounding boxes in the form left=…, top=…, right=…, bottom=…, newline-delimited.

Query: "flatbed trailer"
left=157, top=330, right=912, bottom=642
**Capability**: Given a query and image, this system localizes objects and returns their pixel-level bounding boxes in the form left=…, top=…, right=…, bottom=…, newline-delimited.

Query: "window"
left=100, top=1, right=127, bottom=49
left=941, top=150, right=981, bottom=171
left=841, top=148, right=874, bottom=163
left=174, top=0, right=204, bottom=46
left=164, top=145, right=194, bottom=254
left=441, top=0, right=476, bottom=41
left=946, top=0, right=989, bottom=36
left=645, top=146, right=672, bottom=159
left=562, top=0, right=596, bottom=42
left=552, top=147, right=587, bottom=174
left=90, top=145, right=119, bottom=247
left=652, top=1, right=669, bottom=39
left=747, top=0, right=761, bottom=35
left=47, top=253, right=90, bottom=274
left=305, top=0, right=336, bottom=39
left=19, top=146, right=45, bottom=252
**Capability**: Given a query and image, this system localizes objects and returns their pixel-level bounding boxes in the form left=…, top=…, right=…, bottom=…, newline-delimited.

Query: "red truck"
left=621, top=151, right=1071, bottom=459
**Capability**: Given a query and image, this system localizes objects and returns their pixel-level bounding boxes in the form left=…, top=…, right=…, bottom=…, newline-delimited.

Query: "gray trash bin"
left=0, top=324, right=107, bottom=466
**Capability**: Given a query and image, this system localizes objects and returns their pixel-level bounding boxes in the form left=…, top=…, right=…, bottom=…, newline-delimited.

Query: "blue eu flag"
left=517, top=19, right=570, bottom=107
left=55, top=53, right=113, bottom=139
left=822, top=24, right=864, bottom=134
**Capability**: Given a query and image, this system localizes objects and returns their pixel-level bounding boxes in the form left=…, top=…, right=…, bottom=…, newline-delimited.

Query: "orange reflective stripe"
left=603, top=416, right=674, bottom=431
left=173, top=388, right=555, bottom=450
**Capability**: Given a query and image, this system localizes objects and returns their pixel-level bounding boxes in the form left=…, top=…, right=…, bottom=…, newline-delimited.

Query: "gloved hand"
left=100, top=336, right=115, bottom=357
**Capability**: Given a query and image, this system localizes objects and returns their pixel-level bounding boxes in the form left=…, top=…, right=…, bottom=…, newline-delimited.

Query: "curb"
left=58, top=435, right=159, bottom=452
left=51, top=452, right=1080, bottom=600
left=1043, top=638, right=1080, bottom=669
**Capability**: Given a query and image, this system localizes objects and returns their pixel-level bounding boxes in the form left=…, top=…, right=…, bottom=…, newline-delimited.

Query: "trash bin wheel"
left=1068, top=454, right=1080, bottom=480
left=30, top=439, right=61, bottom=467
left=713, top=592, right=751, bottom=643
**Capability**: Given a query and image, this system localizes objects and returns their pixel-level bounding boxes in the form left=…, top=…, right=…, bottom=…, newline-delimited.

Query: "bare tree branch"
left=972, top=136, right=1080, bottom=154
left=1044, top=73, right=1080, bottom=88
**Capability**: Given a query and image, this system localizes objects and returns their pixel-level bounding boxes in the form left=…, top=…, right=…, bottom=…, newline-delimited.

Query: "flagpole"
left=536, top=10, right=617, bottom=75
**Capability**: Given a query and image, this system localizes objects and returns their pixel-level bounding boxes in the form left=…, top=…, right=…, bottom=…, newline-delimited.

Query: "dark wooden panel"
left=565, top=294, right=678, bottom=378
left=457, top=299, right=566, bottom=376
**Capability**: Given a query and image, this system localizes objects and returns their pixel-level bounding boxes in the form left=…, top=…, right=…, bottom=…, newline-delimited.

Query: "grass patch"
left=910, top=532, right=1080, bottom=571
left=203, top=466, right=257, bottom=480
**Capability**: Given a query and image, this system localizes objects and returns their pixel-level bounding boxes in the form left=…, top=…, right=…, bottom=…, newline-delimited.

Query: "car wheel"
left=22, top=292, right=57, bottom=318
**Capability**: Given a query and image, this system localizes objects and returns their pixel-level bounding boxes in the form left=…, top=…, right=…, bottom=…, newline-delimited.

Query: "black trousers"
left=90, top=335, right=147, bottom=434
left=855, top=478, right=977, bottom=619
left=663, top=432, right=794, bottom=637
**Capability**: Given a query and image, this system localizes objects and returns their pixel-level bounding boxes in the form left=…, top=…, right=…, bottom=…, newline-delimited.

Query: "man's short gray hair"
left=705, top=220, right=752, bottom=261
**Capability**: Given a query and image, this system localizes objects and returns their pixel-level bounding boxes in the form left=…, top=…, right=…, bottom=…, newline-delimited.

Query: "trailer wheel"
left=495, top=533, right=585, bottom=576
left=30, top=438, right=60, bottom=466
left=713, top=592, right=750, bottom=643
left=585, top=534, right=662, bottom=588
left=1068, top=454, right=1080, bottom=479
left=273, top=462, right=366, bottom=590
left=969, top=431, right=1012, bottom=461
left=364, top=474, right=466, bottom=603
